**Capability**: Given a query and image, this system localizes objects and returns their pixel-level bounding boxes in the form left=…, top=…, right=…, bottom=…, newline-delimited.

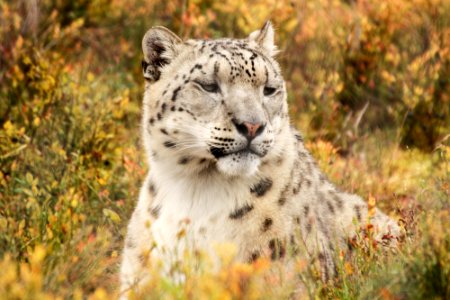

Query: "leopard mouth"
left=210, top=146, right=265, bottom=159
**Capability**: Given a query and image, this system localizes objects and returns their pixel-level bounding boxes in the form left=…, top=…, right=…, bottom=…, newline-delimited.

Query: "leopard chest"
left=149, top=174, right=295, bottom=262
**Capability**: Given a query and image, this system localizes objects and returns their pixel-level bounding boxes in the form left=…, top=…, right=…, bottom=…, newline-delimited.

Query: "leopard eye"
left=263, top=86, right=276, bottom=96
left=196, top=81, right=220, bottom=93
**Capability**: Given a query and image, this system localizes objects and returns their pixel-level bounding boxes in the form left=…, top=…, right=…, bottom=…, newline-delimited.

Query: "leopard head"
left=141, top=22, right=290, bottom=177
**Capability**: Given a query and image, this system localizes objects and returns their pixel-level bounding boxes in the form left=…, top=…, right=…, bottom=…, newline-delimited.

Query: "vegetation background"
left=0, top=0, right=449, bottom=299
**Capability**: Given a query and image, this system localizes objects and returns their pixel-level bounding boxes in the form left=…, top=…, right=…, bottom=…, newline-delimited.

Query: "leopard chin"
left=216, top=152, right=261, bottom=177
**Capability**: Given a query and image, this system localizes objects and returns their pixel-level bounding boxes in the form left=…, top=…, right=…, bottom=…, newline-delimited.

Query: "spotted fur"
left=120, top=22, right=402, bottom=297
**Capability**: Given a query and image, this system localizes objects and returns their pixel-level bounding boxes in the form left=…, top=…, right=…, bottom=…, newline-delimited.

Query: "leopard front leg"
left=336, top=193, right=403, bottom=248
left=120, top=177, right=157, bottom=299
left=293, top=206, right=338, bottom=282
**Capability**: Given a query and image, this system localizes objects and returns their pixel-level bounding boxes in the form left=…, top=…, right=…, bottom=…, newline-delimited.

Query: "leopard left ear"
left=142, top=26, right=183, bottom=82
left=248, top=21, right=278, bottom=56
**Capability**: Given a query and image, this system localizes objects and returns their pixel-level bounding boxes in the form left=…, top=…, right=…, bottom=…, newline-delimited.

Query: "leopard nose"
left=232, top=119, right=265, bottom=139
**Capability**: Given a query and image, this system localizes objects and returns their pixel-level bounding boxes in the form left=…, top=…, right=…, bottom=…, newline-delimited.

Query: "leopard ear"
left=142, top=26, right=182, bottom=81
left=248, top=21, right=278, bottom=56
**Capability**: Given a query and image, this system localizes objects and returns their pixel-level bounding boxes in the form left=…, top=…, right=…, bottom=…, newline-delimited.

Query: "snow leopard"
left=120, top=21, right=402, bottom=296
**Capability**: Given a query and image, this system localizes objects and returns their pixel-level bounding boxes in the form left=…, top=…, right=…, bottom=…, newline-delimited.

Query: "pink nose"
left=232, top=118, right=266, bottom=139
left=243, top=122, right=263, bottom=138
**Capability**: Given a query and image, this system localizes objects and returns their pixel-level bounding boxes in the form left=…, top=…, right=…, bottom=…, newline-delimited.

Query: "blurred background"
left=0, top=0, right=449, bottom=299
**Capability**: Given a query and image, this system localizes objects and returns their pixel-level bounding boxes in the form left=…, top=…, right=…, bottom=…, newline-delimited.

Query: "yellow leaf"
left=25, top=172, right=33, bottom=183
left=3, top=120, right=13, bottom=135
left=30, top=246, right=46, bottom=265
left=23, top=55, right=32, bottom=65
left=368, top=195, right=376, bottom=208
left=15, top=35, right=23, bottom=49
left=88, top=288, right=108, bottom=300
left=344, top=262, right=353, bottom=275
left=87, top=72, right=95, bottom=82
left=33, top=117, right=41, bottom=126
left=285, top=18, right=298, bottom=32
left=97, top=177, right=106, bottom=186
left=103, top=208, right=121, bottom=223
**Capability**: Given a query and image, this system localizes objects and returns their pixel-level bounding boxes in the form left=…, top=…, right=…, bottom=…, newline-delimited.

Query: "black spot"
left=164, top=141, right=176, bottom=148
left=306, top=221, right=312, bottom=233
left=149, top=118, right=155, bottom=125
left=249, top=251, right=260, bottom=262
left=332, top=192, right=344, bottom=210
left=142, top=59, right=149, bottom=72
left=294, top=133, right=304, bottom=142
left=290, top=235, right=299, bottom=255
left=262, top=218, right=273, bottom=232
left=318, top=252, right=328, bottom=280
left=138, top=253, right=149, bottom=266
left=160, top=128, right=168, bottom=135
left=326, top=201, right=335, bottom=214
left=190, top=64, right=203, bottom=73
left=125, top=237, right=135, bottom=249
left=303, top=205, right=310, bottom=217
left=210, top=147, right=227, bottom=159
left=317, top=216, right=329, bottom=237
left=199, top=158, right=207, bottom=164
left=149, top=205, right=161, bottom=218
left=354, top=205, right=362, bottom=222
left=178, top=156, right=190, bottom=164
left=269, top=239, right=286, bottom=260
left=328, top=241, right=335, bottom=252
left=161, top=103, right=167, bottom=113
left=318, top=252, right=326, bottom=261
left=229, top=204, right=254, bottom=219
left=278, top=183, right=290, bottom=206
left=317, top=252, right=333, bottom=282
left=171, top=86, right=181, bottom=101
left=214, top=61, right=220, bottom=75
left=250, top=178, right=273, bottom=197
left=149, top=182, right=156, bottom=195
left=298, top=151, right=307, bottom=159
left=157, top=113, right=162, bottom=120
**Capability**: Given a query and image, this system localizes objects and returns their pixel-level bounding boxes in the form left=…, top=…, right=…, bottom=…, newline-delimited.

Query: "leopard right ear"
left=248, top=21, right=278, bottom=56
left=142, top=26, right=182, bottom=82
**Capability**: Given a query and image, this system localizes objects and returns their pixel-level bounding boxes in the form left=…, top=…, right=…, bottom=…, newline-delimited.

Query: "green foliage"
left=0, top=0, right=449, bottom=299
